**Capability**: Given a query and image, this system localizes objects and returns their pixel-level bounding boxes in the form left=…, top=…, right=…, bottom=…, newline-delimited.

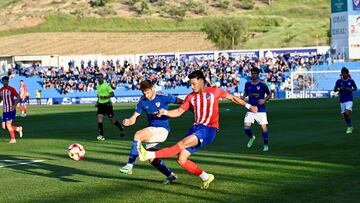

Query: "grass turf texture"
left=0, top=97, right=359, bottom=202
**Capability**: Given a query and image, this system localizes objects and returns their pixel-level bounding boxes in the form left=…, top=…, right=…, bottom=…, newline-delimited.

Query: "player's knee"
left=261, top=126, right=268, bottom=131
left=134, top=131, right=143, bottom=141
left=177, top=158, right=187, bottom=166
left=6, top=125, right=12, bottom=131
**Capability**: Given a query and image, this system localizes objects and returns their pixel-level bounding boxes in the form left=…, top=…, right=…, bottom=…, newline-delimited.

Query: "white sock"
left=145, top=151, right=155, bottom=159
left=199, top=171, right=209, bottom=181
left=126, top=163, right=133, bottom=168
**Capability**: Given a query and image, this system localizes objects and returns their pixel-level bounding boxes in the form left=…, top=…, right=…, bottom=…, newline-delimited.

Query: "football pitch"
left=0, top=98, right=359, bottom=203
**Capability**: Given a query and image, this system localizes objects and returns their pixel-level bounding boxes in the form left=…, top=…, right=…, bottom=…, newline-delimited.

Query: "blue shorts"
left=2, top=111, right=16, bottom=122
left=184, top=124, right=217, bottom=154
left=20, top=98, right=27, bottom=105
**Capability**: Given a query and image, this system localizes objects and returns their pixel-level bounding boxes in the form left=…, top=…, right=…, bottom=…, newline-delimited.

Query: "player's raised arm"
left=122, top=112, right=140, bottom=126
left=157, top=107, right=186, bottom=118
left=226, top=93, right=258, bottom=113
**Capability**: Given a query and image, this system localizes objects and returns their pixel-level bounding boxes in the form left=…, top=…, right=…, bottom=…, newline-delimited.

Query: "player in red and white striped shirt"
left=138, top=70, right=257, bottom=189
left=0, top=76, right=23, bottom=144
left=17, top=80, right=29, bottom=117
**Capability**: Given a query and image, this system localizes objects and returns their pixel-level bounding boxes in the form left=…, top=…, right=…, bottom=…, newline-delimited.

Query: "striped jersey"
left=20, top=84, right=28, bottom=98
left=180, top=87, right=227, bottom=129
left=0, top=86, right=19, bottom=112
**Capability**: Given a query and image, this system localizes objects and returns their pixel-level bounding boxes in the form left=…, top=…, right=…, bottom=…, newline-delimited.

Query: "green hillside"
left=0, top=0, right=330, bottom=49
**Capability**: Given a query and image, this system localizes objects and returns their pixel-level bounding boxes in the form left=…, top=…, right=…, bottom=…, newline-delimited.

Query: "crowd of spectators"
left=7, top=52, right=327, bottom=95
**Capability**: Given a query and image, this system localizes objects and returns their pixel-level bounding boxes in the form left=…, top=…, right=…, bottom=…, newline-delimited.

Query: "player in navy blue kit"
left=241, top=68, right=271, bottom=151
left=119, top=80, right=183, bottom=184
left=334, top=67, right=357, bottom=134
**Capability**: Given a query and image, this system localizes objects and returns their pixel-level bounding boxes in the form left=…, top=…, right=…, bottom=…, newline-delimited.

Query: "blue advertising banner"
left=139, top=54, right=176, bottom=63
left=179, top=52, right=215, bottom=64
left=264, top=48, right=318, bottom=58
left=218, top=50, right=260, bottom=60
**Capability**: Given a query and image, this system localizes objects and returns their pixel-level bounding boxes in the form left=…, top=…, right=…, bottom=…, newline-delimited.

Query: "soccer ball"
left=67, top=143, right=85, bottom=161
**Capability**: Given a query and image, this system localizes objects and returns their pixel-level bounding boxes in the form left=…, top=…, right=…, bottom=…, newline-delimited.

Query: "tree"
left=89, top=0, right=107, bottom=7
left=202, top=18, right=248, bottom=49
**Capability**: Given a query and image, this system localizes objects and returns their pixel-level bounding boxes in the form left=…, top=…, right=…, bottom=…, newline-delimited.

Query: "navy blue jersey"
left=244, top=81, right=270, bottom=112
left=135, top=92, right=177, bottom=132
left=334, top=79, right=357, bottom=103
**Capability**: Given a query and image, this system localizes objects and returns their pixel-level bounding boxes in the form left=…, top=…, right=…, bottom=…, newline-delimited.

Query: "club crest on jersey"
left=348, top=82, right=351, bottom=85
left=206, top=93, right=211, bottom=100
left=257, top=86, right=260, bottom=90
left=155, top=102, right=160, bottom=107
left=145, top=106, right=149, bottom=109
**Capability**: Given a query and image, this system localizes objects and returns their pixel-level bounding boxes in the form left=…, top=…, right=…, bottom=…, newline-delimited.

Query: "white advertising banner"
left=331, top=0, right=360, bottom=59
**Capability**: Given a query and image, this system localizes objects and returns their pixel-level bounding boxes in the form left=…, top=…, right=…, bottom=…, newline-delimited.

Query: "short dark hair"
left=341, top=67, right=349, bottom=74
left=2, top=76, right=9, bottom=81
left=140, top=79, right=153, bottom=91
left=188, top=70, right=206, bottom=82
left=251, top=68, right=260, bottom=74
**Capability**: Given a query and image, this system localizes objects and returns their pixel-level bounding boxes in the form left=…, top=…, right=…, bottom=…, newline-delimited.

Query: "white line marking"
left=0, top=160, right=45, bottom=168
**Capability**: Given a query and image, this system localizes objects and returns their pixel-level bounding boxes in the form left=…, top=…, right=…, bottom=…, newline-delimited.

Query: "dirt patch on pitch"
left=0, top=32, right=216, bottom=55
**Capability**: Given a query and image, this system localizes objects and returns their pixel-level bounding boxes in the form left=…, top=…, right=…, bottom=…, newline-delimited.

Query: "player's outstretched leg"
left=178, top=159, right=214, bottom=189
left=7, top=123, right=16, bottom=144
left=262, top=131, right=269, bottom=152
left=23, top=105, right=27, bottom=117
left=120, top=141, right=139, bottom=174
left=138, top=142, right=147, bottom=161
left=150, top=158, right=177, bottom=184
left=162, top=173, right=178, bottom=185
left=12, top=125, right=23, bottom=138
left=344, top=112, right=353, bottom=134
left=244, top=126, right=256, bottom=148
left=201, top=174, right=214, bottom=189
left=138, top=143, right=182, bottom=161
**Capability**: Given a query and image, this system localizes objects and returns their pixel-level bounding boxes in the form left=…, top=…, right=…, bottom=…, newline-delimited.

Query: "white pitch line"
left=0, top=160, right=45, bottom=168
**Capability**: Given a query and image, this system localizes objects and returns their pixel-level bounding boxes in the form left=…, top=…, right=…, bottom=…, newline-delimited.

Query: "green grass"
left=0, top=97, right=359, bottom=202
left=0, top=0, right=330, bottom=49
left=0, top=0, right=20, bottom=9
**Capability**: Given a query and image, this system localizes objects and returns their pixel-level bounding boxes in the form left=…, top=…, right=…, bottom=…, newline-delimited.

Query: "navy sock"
left=151, top=159, right=172, bottom=177
left=244, top=126, right=253, bottom=138
left=345, top=118, right=352, bottom=127
left=127, top=141, right=139, bottom=164
left=98, top=122, right=104, bottom=135
left=262, top=131, right=269, bottom=146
